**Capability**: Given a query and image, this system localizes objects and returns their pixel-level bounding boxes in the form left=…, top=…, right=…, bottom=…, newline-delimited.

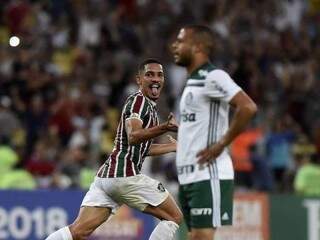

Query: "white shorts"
left=81, top=174, right=169, bottom=213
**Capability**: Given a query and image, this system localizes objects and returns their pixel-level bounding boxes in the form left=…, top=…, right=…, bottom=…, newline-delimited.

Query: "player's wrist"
left=217, top=139, right=228, bottom=148
left=171, top=142, right=177, bottom=152
left=159, top=123, right=169, bottom=131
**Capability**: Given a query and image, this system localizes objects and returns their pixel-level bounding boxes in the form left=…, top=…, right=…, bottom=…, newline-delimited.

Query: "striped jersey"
left=176, top=62, right=242, bottom=185
left=97, top=91, right=159, bottom=178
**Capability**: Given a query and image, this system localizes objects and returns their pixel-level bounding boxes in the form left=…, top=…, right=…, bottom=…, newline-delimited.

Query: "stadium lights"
left=9, top=36, right=20, bottom=47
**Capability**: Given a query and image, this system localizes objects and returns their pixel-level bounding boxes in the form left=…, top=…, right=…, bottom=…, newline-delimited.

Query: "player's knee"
left=191, top=230, right=213, bottom=240
left=190, top=233, right=207, bottom=240
left=172, top=209, right=183, bottom=225
left=165, top=207, right=183, bottom=225
left=69, top=223, right=94, bottom=240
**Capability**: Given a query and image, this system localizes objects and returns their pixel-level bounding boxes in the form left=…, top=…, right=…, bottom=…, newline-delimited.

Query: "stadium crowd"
left=0, top=0, right=319, bottom=195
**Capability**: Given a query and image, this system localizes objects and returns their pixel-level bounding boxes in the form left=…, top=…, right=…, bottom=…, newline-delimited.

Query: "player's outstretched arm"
left=126, top=114, right=178, bottom=145
left=147, top=135, right=177, bottom=156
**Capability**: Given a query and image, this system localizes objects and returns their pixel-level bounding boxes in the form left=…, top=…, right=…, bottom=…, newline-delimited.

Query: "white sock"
left=149, top=220, right=179, bottom=240
left=45, top=226, right=73, bottom=240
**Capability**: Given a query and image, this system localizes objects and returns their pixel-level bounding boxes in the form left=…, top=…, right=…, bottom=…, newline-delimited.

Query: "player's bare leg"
left=45, top=206, right=111, bottom=240
left=190, top=228, right=215, bottom=240
left=144, top=194, right=183, bottom=240
left=69, top=206, right=111, bottom=240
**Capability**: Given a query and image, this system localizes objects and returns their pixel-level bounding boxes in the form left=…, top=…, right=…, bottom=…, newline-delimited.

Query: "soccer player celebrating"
left=46, top=59, right=182, bottom=240
left=172, top=25, right=257, bottom=240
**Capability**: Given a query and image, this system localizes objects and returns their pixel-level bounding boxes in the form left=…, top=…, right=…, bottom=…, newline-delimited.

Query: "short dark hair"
left=138, top=58, right=162, bottom=74
left=184, top=25, right=214, bottom=54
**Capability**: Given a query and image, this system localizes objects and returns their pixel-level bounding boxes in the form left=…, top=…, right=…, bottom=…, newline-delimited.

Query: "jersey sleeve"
left=124, top=95, right=148, bottom=122
left=204, top=69, right=242, bottom=102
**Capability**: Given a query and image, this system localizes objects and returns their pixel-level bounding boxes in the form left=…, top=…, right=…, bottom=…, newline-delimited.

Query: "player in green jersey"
left=172, top=25, right=257, bottom=240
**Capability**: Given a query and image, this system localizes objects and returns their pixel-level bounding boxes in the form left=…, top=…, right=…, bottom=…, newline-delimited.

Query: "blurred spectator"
left=48, top=85, right=76, bottom=146
left=0, top=136, right=19, bottom=176
left=0, top=96, right=21, bottom=140
left=0, top=169, right=36, bottom=189
left=25, top=141, right=56, bottom=188
left=4, top=0, right=32, bottom=36
left=79, top=167, right=95, bottom=190
left=249, top=142, right=273, bottom=191
left=56, top=145, right=90, bottom=188
left=292, top=134, right=317, bottom=166
left=231, top=127, right=263, bottom=189
left=265, top=117, right=297, bottom=191
left=24, top=94, right=49, bottom=155
left=0, top=135, right=36, bottom=189
left=294, top=153, right=320, bottom=196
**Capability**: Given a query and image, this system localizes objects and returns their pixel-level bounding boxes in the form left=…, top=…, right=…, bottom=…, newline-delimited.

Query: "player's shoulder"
left=126, top=91, right=145, bottom=104
left=206, top=69, right=232, bottom=82
left=124, top=91, right=152, bottom=115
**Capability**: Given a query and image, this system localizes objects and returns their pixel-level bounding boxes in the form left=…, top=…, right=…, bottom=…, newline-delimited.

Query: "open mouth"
left=150, top=83, right=161, bottom=96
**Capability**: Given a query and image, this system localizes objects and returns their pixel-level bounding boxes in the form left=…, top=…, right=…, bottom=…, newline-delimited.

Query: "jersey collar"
left=138, top=90, right=157, bottom=106
left=188, top=62, right=213, bottom=79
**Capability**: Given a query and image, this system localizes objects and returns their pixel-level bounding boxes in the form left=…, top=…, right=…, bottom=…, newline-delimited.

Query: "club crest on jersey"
left=157, top=183, right=165, bottom=192
left=198, top=69, right=209, bottom=77
left=185, top=92, right=193, bottom=105
left=129, top=113, right=140, bottom=119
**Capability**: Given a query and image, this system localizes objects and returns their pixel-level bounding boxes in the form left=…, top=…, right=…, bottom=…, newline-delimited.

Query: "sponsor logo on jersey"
left=191, top=208, right=212, bottom=216
left=129, top=112, right=140, bottom=119
left=181, top=112, right=196, bottom=122
left=177, top=164, right=195, bottom=175
left=222, top=212, right=229, bottom=220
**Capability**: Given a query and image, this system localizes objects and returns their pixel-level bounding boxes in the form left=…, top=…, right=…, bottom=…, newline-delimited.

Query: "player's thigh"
left=143, top=193, right=183, bottom=224
left=178, top=184, right=191, bottom=229
left=116, top=174, right=169, bottom=211
left=81, top=177, right=120, bottom=214
left=180, top=180, right=214, bottom=229
left=184, top=179, right=233, bottom=229
left=71, top=206, right=111, bottom=232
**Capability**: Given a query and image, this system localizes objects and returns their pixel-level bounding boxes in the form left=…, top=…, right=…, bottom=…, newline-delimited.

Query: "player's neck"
left=187, top=57, right=210, bottom=75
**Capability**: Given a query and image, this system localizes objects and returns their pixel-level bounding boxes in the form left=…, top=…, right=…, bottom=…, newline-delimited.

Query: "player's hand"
left=196, top=141, right=225, bottom=164
left=166, top=112, right=178, bottom=132
left=167, top=134, right=177, bottom=143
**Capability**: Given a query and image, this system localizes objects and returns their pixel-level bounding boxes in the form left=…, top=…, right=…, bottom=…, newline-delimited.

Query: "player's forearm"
left=147, top=143, right=176, bottom=156
left=219, top=103, right=257, bottom=147
left=128, top=123, right=168, bottom=145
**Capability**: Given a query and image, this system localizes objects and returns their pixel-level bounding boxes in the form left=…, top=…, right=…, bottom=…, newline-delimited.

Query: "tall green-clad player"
left=172, top=25, right=258, bottom=240
left=46, top=59, right=183, bottom=240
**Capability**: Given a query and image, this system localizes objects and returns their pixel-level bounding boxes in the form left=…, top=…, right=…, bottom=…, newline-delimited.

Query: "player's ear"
left=190, top=44, right=198, bottom=54
left=192, top=43, right=202, bottom=54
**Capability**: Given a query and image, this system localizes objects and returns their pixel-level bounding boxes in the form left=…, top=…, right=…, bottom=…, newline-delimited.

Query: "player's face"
left=172, top=28, right=194, bottom=67
left=137, top=63, right=164, bottom=101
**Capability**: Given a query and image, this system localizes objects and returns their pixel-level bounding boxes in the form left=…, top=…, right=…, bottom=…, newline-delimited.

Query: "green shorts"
left=179, top=179, right=233, bottom=229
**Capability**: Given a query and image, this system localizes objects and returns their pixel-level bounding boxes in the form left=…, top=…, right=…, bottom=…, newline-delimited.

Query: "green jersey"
left=176, top=63, right=241, bottom=184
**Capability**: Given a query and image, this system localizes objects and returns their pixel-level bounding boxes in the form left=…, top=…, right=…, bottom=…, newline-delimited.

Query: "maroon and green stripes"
left=97, top=91, right=158, bottom=178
